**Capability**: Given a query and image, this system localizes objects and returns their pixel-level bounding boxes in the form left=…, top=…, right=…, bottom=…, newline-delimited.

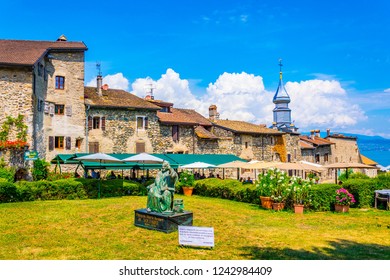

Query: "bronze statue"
left=146, top=161, right=178, bottom=214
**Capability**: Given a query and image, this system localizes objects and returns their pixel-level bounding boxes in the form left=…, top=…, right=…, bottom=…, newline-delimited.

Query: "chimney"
left=310, top=130, right=315, bottom=139
left=97, top=75, right=103, bottom=96
left=315, top=129, right=320, bottom=137
left=209, top=105, right=219, bottom=121
left=326, top=129, right=330, bottom=137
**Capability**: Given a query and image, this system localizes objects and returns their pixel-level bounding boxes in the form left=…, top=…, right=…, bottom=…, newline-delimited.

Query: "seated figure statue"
left=146, top=161, right=178, bottom=214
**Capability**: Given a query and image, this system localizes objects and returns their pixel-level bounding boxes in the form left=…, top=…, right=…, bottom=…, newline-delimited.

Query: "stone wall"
left=328, top=137, right=360, bottom=163
left=44, top=51, right=86, bottom=161
left=88, top=108, right=159, bottom=153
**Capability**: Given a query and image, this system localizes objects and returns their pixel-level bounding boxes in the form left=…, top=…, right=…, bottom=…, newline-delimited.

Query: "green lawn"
left=0, top=195, right=389, bottom=260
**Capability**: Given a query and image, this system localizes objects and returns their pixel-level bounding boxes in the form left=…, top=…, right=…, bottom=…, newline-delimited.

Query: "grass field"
left=0, top=195, right=389, bottom=260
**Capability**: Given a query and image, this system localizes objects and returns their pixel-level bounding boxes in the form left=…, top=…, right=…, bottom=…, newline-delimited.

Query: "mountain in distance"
left=300, top=131, right=390, bottom=152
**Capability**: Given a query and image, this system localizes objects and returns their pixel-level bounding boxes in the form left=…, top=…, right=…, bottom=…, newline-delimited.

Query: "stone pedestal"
left=134, top=208, right=193, bottom=233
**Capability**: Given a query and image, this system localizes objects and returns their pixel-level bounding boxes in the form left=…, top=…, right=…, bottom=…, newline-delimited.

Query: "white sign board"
left=178, top=226, right=214, bottom=247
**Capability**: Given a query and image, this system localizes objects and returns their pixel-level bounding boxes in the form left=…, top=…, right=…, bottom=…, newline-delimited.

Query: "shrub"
left=334, top=188, right=356, bottom=206
left=342, top=178, right=382, bottom=208
left=0, top=166, right=15, bottom=182
left=0, top=182, right=18, bottom=202
left=32, top=158, right=50, bottom=180
left=307, top=184, right=339, bottom=211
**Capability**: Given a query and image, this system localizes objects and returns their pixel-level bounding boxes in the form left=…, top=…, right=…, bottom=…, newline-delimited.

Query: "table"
left=374, top=189, right=390, bottom=210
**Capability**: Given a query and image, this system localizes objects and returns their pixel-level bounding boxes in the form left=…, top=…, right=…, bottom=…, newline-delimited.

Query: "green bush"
left=0, top=166, right=15, bottom=182
left=32, top=158, right=50, bottom=180
left=307, top=184, right=339, bottom=211
left=0, top=182, right=18, bottom=202
left=342, top=178, right=386, bottom=208
left=194, top=178, right=258, bottom=203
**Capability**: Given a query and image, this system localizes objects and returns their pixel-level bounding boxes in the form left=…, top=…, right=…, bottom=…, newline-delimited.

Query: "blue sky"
left=2, top=0, right=390, bottom=138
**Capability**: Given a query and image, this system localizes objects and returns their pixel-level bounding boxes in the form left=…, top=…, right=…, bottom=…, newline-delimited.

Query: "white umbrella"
left=180, top=162, right=216, bottom=169
left=122, top=153, right=164, bottom=163
left=323, top=162, right=378, bottom=183
left=74, top=153, right=122, bottom=199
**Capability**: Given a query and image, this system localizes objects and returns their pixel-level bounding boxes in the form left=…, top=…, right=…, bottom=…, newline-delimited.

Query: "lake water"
left=361, top=150, right=390, bottom=167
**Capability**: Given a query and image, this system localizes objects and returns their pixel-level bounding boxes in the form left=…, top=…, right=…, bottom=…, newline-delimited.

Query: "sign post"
left=24, top=150, right=39, bottom=161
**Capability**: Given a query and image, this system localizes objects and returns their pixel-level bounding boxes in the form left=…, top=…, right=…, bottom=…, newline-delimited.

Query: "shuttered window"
left=88, top=116, right=92, bottom=131
left=89, top=142, right=99, bottom=153
left=172, top=125, right=179, bottom=142
left=66, top=137, right=71, bottom=150
left=136, top=142, right=145, bottom=153
left=48, top=136, right=54, bottom=151
left=101, top=117, right=106, bottom=131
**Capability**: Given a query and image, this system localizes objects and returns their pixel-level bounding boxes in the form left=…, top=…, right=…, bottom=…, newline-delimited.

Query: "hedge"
left=0, top=178, right=146, bottom=203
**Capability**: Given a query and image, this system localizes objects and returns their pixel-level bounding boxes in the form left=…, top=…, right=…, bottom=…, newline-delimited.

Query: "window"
left=245, top=142, right=248, bottom=149
left=136, top=142, right=145, bottom=153
left=55, top=104, right=64, bottom=115
left=89, top=142, right=99, bottom=153
left=75, top=138, right=82, bottom=150
left=315, top=153, right=320, bottom=163
left=88, top=116, right=105, bottom=131
left=93, top=117, right=100, bottom=129
left=172, top=125, right=179, bottom=142
left=55, top=136, right=64, bottom=149
left=324, top=153, right=329, bottom=162
left=55, top=76, right=65, bottom=89
left=287, top=154, right=291, bottom=162
left=136, top=116, right=148, bottom=130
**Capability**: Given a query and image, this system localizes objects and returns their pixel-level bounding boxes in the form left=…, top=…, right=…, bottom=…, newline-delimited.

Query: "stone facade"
left=44, top=51, right=86, bottom=160
left=326, top=135, right=360, bottom=163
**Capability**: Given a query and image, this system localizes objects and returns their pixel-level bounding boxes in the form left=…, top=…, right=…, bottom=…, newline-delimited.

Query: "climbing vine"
left=0, top=114, right=28, bottom=150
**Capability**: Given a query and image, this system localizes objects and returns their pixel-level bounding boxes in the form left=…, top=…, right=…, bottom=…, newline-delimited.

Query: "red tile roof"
left=195, top=126, right=219, bottom=139
left=84, top=87, right=161, bottom=110
left=212, top=119, right=283, bottom=135
left=157, top=108, right=212, bottom=126
left=299, top=135, right=334, bottom=146
left=299, top=140, right=314, bottom=149
left=0, top=39, right=87, bottom=66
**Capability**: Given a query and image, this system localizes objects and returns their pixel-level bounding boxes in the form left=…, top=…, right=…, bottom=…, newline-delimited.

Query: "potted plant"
left=267, top=168, right=290, bottom=211
left=290, top=176, right=313, bottom=214
left=256, top=172, right=273, bottom=209
left=179, top=170, right=195, bottom=196
left=334, top=188, right=355, bottom=213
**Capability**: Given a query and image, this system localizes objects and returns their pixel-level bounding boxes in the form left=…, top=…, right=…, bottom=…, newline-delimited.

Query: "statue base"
left=134, top=208, right=193, bottom=233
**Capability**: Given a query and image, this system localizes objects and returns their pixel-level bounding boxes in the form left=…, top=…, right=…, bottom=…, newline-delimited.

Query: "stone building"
left=0, top=36, right=87, bottom=166
left=325, top=131, right=360, bottom=163
left=300, top=130, right=333, bottom=165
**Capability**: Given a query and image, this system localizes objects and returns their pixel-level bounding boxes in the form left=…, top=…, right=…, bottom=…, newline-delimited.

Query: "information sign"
left=178, top=226, right=214, bottom=247
left=24, top=150, right=39, bottom=161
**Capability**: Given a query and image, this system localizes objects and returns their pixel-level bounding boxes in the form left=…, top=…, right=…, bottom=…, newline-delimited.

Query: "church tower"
left=272, top=59, right=292, bottom=129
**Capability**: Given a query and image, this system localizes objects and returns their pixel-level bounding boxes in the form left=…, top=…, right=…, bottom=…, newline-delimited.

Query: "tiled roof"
left=212, top=119, right=283, bottom=135
left=299, top=140, right=314, bottom=149
left=300, top=135, right=334, bottom=146
left=84, top=87, right=161, bottom=110
left=360, top=155, right=377, bottom=165
left=195, top=126, right=219, bottom=139
left=157, top=108, right=212, bottom=126
left=0, top=39, right=87, bottom=66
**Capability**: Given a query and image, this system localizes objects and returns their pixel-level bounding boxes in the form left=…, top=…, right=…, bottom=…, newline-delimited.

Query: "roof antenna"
left=144, top=80, right=155, bottom=100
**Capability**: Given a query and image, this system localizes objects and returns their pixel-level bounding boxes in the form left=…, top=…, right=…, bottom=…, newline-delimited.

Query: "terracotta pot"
left=335, top=204, right=349, bottom=213
left=182, top=186, right=194, bottom=196
left=294, top=204, right=304, bottom=214
left=260, top=196, right=273, bottom=209
left=272, top=202, right=285, bottom=211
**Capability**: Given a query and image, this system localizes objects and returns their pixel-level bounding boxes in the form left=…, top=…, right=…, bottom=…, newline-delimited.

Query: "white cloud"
left=285, top=79, right=367, bottom=130
left=129, top=69, right=366, bottom=132
left=87, top=73, right=129, bottom=91
left=384, top=88, right=390, bottom=93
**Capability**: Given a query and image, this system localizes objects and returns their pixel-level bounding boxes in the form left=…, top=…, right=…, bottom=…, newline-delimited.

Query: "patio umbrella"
left=74, top=153, right=123, bottom=199
left=323, top=162, right=378, bottom=183
left=180, top=162, right=216, bottom=169
left=274, top=162, right=324, bottom=172
left=216, top=160, right=248, bottom=168
left=122, top=153, right=164, bottom=178
left=122, top=153, right=164, bottom=164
